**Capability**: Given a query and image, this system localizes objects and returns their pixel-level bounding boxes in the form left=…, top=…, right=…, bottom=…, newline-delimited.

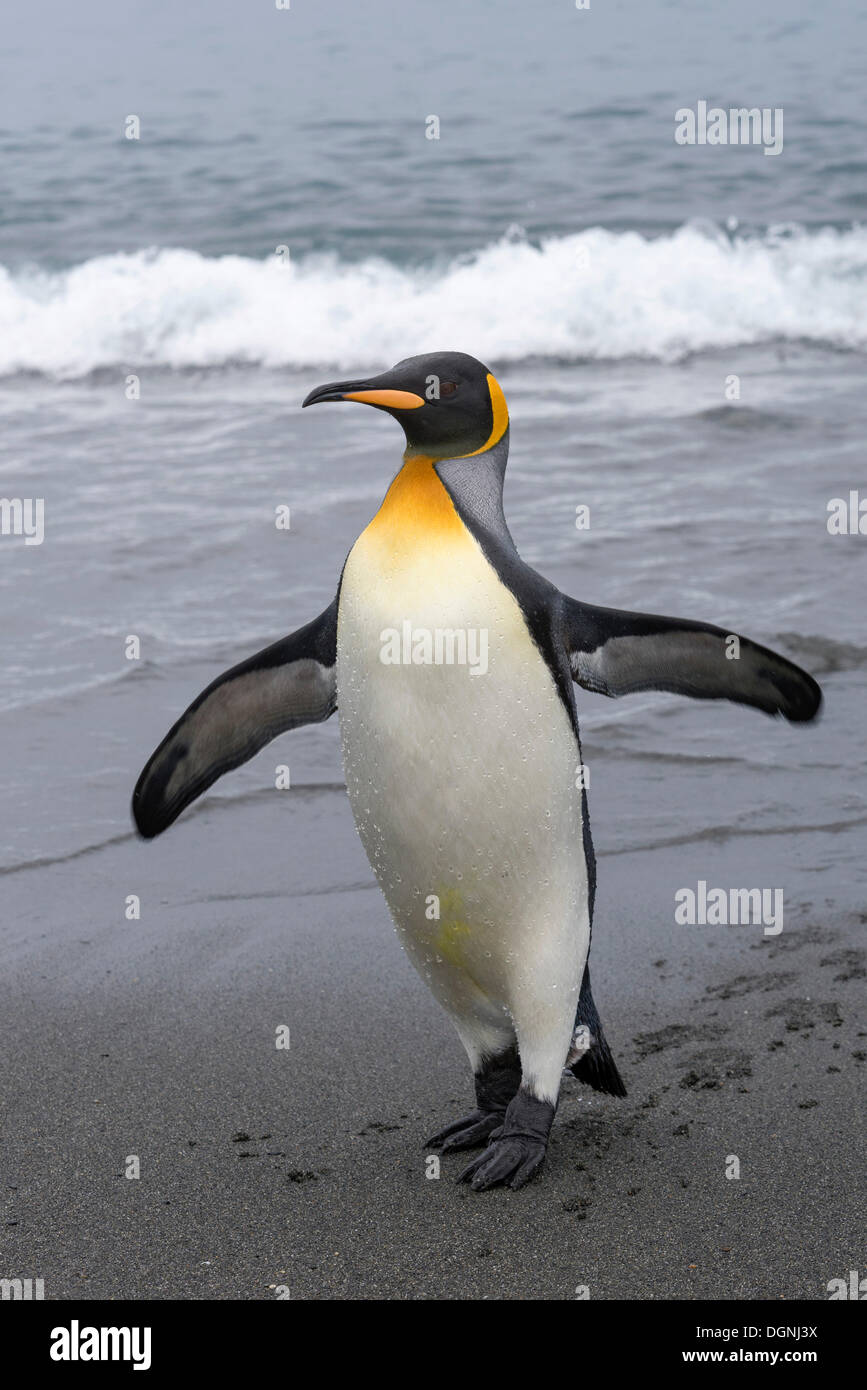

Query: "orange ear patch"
left=459, top=374, right=509, bottom=457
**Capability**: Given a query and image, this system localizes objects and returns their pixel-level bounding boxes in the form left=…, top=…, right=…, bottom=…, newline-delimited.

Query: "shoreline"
left=1, top=791, right=862, bottom=1300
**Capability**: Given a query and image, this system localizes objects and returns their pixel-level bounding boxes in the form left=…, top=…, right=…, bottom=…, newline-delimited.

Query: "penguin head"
left=302, top=352, right=508, bottom=459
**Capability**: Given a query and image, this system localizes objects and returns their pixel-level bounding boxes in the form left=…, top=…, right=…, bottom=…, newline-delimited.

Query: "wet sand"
left=1, top=782, right=863, bottom=1301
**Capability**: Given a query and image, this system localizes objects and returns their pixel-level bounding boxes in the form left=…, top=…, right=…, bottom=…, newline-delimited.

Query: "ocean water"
left=0, top=0, right=865, bottom=909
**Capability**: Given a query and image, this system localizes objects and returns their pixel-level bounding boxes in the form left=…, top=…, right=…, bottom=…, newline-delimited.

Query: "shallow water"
left=1, top=353, right=864, bottom=904
left=0, top=0, right=864, bottom=905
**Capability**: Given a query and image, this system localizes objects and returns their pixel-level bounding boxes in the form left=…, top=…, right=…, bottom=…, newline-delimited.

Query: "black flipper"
left=132, top=600, right=338, bottom=839
left=562, top=597, right=822, bottom=723
left=569, top=964, right=627, bottom=1098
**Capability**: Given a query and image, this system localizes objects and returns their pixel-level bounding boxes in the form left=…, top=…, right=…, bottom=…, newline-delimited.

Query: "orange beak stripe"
left=342, top=389, right=425, bottom=409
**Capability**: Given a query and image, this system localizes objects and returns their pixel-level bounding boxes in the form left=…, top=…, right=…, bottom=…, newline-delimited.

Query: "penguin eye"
left=439, top=381, right=458, bottom=397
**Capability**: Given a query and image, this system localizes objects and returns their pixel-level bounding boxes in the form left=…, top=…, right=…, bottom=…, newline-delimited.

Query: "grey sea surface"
left=2, top=354, right=864, bottom=877
left=0, top=0, right=864, bottom=1300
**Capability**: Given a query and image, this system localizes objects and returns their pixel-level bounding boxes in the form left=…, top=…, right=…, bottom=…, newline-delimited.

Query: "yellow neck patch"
left=363, top=453, right=465, bottom=553
left=360, top=373, right=509, bottom=557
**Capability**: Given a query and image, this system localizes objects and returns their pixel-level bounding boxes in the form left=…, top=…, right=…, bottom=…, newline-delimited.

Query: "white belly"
left=336, top=510, right=589, bottom=1053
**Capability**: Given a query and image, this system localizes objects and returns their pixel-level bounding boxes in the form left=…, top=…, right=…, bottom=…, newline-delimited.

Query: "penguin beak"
left=302, top=377, right=425, bottom=410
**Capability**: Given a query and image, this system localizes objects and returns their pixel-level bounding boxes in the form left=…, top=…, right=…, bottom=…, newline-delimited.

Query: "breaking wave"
left=2, top=221, right=867, bottom=376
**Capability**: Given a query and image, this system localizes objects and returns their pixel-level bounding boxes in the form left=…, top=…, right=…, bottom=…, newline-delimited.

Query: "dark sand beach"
left=2, top=772, right=863, bottom=1300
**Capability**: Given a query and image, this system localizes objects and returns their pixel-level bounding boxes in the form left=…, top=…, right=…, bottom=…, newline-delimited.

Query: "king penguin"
left=132, top=351, right=822, bottom=1191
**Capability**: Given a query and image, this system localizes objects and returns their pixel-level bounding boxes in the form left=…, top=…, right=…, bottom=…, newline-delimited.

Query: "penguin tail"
left=569, top=1033, right=627, bottom=1098
left=567, top=964, right=627, bottom=1098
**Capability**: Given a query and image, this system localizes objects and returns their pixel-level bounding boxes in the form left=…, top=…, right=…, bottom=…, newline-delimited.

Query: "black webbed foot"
left=457, top=1091, right=554, bottom=1191
left=425, top=1045, right=521, bottom=1154
left=425, top=1110, right=503, bottom=1152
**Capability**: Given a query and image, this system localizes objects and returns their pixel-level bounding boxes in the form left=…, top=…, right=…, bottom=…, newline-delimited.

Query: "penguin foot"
left=458, top=1135, right=546, bottom=1191
left=425, top=1110, right=504, bottom=1153
left=426, top=1046, right=522, bottom=1153
left=457, top=1092, right=555, bottom=1192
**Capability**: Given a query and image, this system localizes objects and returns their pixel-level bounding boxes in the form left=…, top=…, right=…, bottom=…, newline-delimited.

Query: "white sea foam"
left=1, top=223, right=866, bottom=376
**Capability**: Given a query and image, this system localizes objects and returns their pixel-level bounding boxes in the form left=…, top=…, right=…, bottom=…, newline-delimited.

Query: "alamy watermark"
left=675, top=880, right=783, bottom=936
left=675, top=102, right=783, bottom=156
left=0, top=497, right=44, bottom=545
left=1, top=1276, right=44, bottom=1300
left=827, top=490, right=866, bottom=535
left=827, top=1269, right=867, bottom=1299
left=380, top=622, right=488, bottom=676
left=50, top=1322, right=151, bottom=1370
